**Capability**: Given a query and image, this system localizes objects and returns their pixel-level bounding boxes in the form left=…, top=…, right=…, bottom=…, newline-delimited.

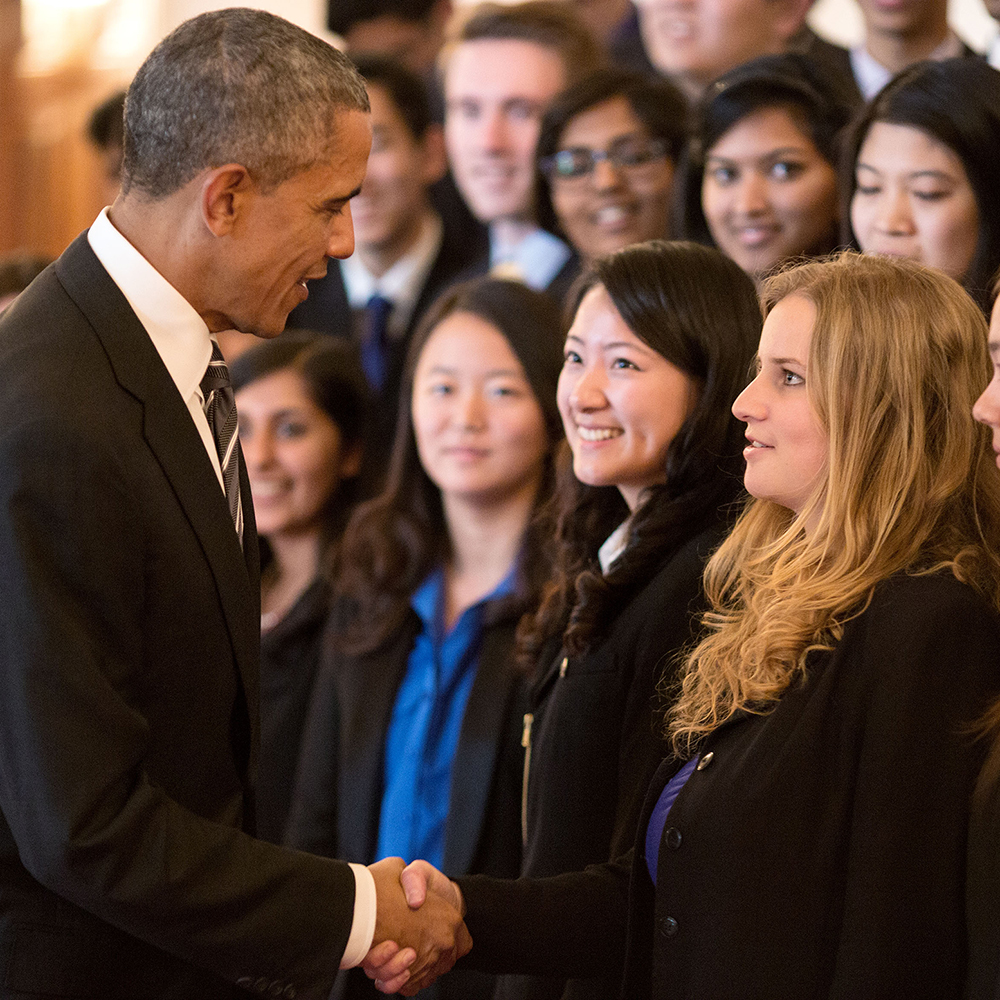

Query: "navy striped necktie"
left=200, top=342, right=243, bottom=546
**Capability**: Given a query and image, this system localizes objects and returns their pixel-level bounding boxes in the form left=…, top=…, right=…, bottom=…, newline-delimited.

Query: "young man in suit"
left=289, top=56, right=478, bottom=468
left=846, top=0, right=978, bottom=100
left=629, top=0, right=814, bottom=100
left=440, top=2, right=601, bottom=296
left=0, top=9, right=466, bottom=998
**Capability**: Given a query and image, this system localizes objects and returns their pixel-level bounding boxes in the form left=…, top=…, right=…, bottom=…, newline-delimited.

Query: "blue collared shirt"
left=376, top=565, right=516, bottom=868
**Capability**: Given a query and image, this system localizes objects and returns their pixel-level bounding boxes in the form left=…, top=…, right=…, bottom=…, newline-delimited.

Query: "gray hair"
left=123, top=8, right=370, bottom=198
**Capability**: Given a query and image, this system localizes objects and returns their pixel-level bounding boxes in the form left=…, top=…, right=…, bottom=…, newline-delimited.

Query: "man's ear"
left=199, top=163, right=252, bottom=236
left=419, top=124, right=448, bottom=188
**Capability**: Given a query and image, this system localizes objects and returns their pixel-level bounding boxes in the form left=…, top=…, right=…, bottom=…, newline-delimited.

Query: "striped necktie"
left=200, top=342, right=243, bottom=545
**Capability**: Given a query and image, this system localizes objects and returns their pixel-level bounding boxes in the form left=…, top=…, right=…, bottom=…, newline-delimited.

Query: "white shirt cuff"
left=340, top=863, right=377, bottom=969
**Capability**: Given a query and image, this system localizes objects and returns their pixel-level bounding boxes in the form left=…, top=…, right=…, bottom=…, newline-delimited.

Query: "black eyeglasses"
left=540, top=135, right=670, bottom=182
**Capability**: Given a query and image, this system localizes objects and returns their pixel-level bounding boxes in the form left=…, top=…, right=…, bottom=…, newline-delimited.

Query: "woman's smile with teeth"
left=577, top=425, right=623, bottom=441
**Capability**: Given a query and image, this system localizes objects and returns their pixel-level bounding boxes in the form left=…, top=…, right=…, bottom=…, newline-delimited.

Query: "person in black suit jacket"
left=289, top=56, right=485, bottom=474
left=288, top=277, right=564, bottom=1000
left=380, top=252, right=1000, bottom=1000
left=502, top=241, right=759, bottom=1000
left=0, top=10, right=467, bottom=998
left=844, top=0, right=978, bottom=101
left=366, top=241, right=759, bottom=1000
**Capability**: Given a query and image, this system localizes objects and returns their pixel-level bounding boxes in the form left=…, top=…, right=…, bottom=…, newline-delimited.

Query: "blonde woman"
left=637, top=251, right=1000, bottom=997
left=372, top=252, right=1000, bottom=1000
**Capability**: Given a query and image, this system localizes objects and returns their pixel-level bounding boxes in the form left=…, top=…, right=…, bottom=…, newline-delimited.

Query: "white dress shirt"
left=489, top=224, right=572, bottom=291
left=85, top=209, right=377, bottom=971
left=850, top=31, right=966, bottom=101
left=342, top=210, right=443, bottom=337
left=987, top=30, right=1000, bottom=70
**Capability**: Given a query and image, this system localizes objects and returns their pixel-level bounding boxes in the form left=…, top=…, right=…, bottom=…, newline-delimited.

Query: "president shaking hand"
left=0, top=9, right=467, bottom=998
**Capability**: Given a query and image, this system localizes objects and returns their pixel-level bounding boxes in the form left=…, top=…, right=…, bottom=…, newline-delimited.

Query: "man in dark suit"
left=0, top=9, right=467, bottom=998
left=440, top=2, right=600, bottom=298
left=833, top=0, right=978, bottom=101
left=289, top=55, right=482, bottom=468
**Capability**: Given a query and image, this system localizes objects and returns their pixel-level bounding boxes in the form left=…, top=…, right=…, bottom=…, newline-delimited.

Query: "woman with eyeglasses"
left=536, top=69, right=687, bottom=268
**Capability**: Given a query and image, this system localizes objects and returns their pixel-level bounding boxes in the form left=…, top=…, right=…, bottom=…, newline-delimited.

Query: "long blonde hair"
left=669, top=252, right=1000, bottom=755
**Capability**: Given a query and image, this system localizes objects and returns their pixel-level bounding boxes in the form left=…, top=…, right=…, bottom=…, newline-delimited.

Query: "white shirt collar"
left=87, top=208, right=214, bottom=406
left=488, top=225, right=571, bottom=292
left=598, top=517, right=632, bottom=575
left=988, top=30, right=1000, bottom=70
left=850, top=31, right=965, bottom=101
left=341, top=211, right=443, bottom=338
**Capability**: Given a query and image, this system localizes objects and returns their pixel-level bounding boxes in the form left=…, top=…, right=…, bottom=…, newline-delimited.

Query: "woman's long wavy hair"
left=669, top=251, right=1000, bottom=755
left=517, top=240, right=761, bottom=667
left=334, top=278, right=564, bottom=656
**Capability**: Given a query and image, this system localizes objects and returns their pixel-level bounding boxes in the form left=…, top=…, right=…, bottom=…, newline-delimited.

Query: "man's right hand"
left=367, top=858, right=471, bottom=993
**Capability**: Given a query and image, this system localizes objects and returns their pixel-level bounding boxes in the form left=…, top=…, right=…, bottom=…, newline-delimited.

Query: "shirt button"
left=696, top=751, right=714, bottom=771
left=283, top=988, right=297, bottom=1000
left=665, top=826, right=682, bottom=850
left=660, top=916, right=679, bottom=938
left=254, top=979, right=270, bottom=994
left=268, top=984, right=285, bottom=997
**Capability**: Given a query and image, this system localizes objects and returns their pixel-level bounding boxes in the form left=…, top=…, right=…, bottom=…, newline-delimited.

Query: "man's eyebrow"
left=321, top=185, right=362, bottom=209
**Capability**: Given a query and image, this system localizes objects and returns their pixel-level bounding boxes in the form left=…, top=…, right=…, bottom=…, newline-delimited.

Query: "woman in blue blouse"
left=287, top=277, right=563, bottom=1000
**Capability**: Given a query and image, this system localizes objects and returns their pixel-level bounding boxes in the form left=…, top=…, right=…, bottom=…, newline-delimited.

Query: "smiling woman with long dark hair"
left=475, top=239, right=760, bottom=1000
left=230, top=333, right=370, bottom=843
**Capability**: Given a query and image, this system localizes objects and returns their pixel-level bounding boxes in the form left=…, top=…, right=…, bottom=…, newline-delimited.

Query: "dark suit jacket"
left=494, top=525, right=720, bottom=1000
left=966, top=742, right=1000, bottom=998
left=791, top=27, right=865, bottom=108
left=813, top=32, right=980, bottom=106
left=458, top=572, right=1000, bottom=1000
left=287, top=598, right=527, bottom=1000
left=257, top=577, right=331, bottom=844
left=288, top=220, right=486, bottom=468
left=0, top=235, right=357, bottom=999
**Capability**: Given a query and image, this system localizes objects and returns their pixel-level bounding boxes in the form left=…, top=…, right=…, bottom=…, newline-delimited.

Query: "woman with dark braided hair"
left=491, top=239, right=759, bottom=1000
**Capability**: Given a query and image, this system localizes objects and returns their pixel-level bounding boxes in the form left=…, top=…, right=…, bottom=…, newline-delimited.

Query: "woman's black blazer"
left=460, top=572, right=1000, bottom=1000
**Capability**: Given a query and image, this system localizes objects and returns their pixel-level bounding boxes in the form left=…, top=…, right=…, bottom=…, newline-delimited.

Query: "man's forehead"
left=445, top=38, right=566, bottom=96
left=303, top=109, right=371, bottom=191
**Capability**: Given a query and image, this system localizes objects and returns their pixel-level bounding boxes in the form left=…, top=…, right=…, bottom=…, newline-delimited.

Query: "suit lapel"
left=336, top=620, right=417, bottom=862
left=443, top=620, right=518, bottom=874
left=54, top=234, right=260, bottom=728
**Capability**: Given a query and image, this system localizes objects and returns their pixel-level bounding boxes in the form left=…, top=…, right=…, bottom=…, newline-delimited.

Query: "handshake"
left=364, top=858, right=467, bottom=996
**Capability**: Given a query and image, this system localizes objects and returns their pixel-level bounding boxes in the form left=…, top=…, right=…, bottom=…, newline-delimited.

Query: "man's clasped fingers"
left=367, top=857, right=471, bottom=994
